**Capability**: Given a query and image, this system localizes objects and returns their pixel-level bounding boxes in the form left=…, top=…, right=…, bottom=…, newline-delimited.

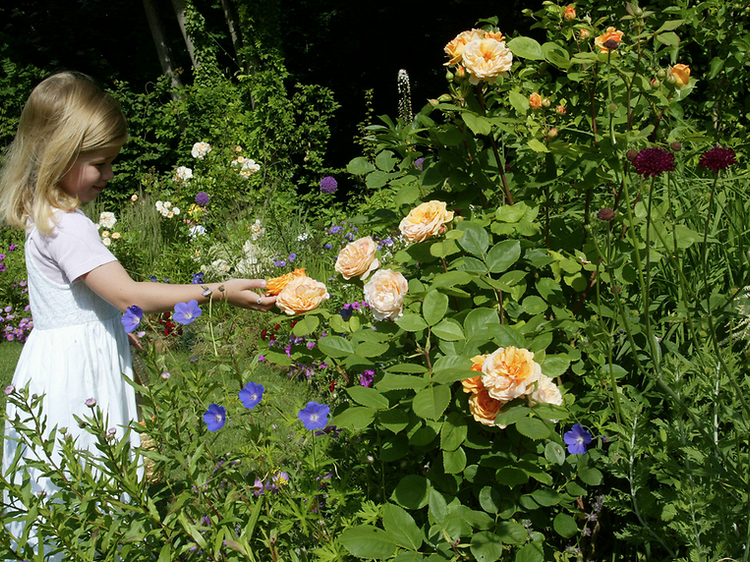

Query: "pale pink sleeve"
left=44, top=210, right=118, bottom=282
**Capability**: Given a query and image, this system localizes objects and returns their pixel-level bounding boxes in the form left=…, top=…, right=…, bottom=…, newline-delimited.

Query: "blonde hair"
left=0, top=71, right=128, bottom=235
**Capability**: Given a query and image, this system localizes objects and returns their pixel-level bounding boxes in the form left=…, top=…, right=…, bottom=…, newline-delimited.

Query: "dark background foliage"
left=0, top=0, right=538, bottom=168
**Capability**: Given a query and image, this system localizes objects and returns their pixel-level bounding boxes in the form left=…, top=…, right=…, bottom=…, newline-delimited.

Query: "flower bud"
left=670, top=141, right=682, bottom=152
left=626, top=149, right=639, bottom=162
left=548, top=128, right=558, bottom=139
left=656, top=68, right=667, bottom=80
left=437, top=94, right=453, bottom=103
left=542, top=97, right=552, bottom=109
left=556, top=104, right=566, bottom=115
left=607, top=103, right=618, bottom=113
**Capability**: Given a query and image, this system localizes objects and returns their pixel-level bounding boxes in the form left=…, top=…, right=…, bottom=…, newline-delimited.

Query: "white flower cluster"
left=155, top=200, right=181, bottom=218
left=100, top=230, right=121, bottom=247
left=231, top=156, right=261, bottom=179
left=199, top=239, right=269, bottom=279
left=251, top=219, right=265, bottom=241
left=189, top=225, right=206, bottom=238
left=191, top=142, right=212, bottom=159
left=175, top=166, right=193, bottom=181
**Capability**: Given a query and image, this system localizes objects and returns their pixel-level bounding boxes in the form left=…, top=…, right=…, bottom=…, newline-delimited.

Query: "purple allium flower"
left=173, top=300, right=202, bottom=325
left=239, top=382, right=264, bottom=409
left=195, top=192, right=210, bottom=206
left=414, top=157, right=424, bottom=171
left=320, top=176, right=338, bottom=194
left=121, top=305, right=144, bottom=333
left=203, top=404, right=226, bottom=431
left=699, top=147, right=737, bottom=173
left=564, top=424, right=593, bottom=455
left=631, top=147, right=675, bottom=177
left=298, top=401, right=330, bottom=430
left=359, top=369, right=376, bottom=387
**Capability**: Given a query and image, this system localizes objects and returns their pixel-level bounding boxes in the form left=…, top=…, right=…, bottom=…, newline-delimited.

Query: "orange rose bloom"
left=266, top=268, right=306, bottom=296
left=595, top=27, right=624, bottom=53
left=469, top=388, right=506, bottom=426
left=335, top=236, right=380, bottom=280
left=276, top=276, right=329, bottom=315
left=563, top=5, right=576, bottom=20
left=670, top=64, right=690, bottom=87
left=462, top=354, right=488, bottom=393
left=444, top=29, right=484, bottom=66
left=481, top=346, right=542, bottom=402
left=399, top=200, right=454, bottom=243
left=529, top=93, right=543, bottom=110
left=462, top=38, right=513, bottom=85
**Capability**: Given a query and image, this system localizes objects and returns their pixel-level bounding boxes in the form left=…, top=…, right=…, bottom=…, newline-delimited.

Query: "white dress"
left=2, top=211, right=139, bottom=560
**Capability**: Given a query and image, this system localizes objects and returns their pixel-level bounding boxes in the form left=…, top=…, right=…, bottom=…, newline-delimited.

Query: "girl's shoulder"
left=49, top=208, right=97, bottom=236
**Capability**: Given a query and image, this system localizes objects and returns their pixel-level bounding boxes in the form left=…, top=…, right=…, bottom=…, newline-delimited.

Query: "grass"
left=0, top=342, right=23, bottom=439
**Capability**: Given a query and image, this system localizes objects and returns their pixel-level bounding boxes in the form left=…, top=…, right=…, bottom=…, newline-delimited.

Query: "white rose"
left=192, top=142, right=212, bottom=159
left=99, top=212, right=117, bottom=229
left=363, top=269, right=408, bottom=321
left=175, top=166, right=193, bottom=181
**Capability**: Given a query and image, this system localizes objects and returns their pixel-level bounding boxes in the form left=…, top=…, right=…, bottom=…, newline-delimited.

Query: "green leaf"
left=496, top=520, right=528, bottom=544
left=489, top=324, right=526, bottom=348
left=376, top=150, right=398, bottom=172
left=381, top=434, right=409, bottom=462
left=545, top=442, right=566, bottom=465
left=422, top=290, right=449, bottom=326
left=470, top=531, right=504, bottom=562
left=507, top=36, right=544, bottom=60
left=395, top=183, right=420, bottom=206
left=413, top=385, right=451, bottom=420
left=655, top=31, right=680, bottom=46
left=527, top=138, right=549, bottom=153
left=462, top=112, right=492, bottom=136
left=542, top=41, right=570, bottom=69
left=432, top=318, right=465, bottom=341
left=531, top=403, right=568, bottom=421
left=578, top=466, right=603, bottom=486
left=366, top=170, right=397, bottom=189
left=495, top=403, right=530, bottom=426
left=378, top=409, right=410, bottom=433
left=486, top=240, right=521, bottom=273
left=443, top=447, right=467, bottom=474
left=655, top=19, right=684, bottom=33
left=496, top=467, right=529, bottom=487
left=332, top=406, right=376, bottom=430
left=440, top=413, right=468, bottom=451
left=396, top=313, right=428, bottom=332
left=383, top=504, right=424, bottom=550
left=318, top=335, right=355, bottom=358
left=516, top=417, right=551, bottom=439
left=508, top=89, right=529, bottom=113
left=340, top=525, right=397, bottom=559
left=541, top=354, right=571, bottom=378
left=355, top=341, right=390, bottom=358
left=553, top=513, right=578, bottom=538
left=515, top=542, right=544, bottom=562
left=530, top=487, right=562, bottom=506
left=292, top=314, right=319, bottom=336
left=347, top=386, right=389, bottom=410
left=394, top=475, right=430, bottom=509
left=263, top=350, right=293, bottom=366
left=347, top=157, right=376, bottom=175
left=457, top=221, right=490, bottom=258
left=376, top=373, right=429, bottom=391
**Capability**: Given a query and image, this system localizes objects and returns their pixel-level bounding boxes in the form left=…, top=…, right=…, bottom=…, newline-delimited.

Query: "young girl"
left=0, top=71, right=276, bottom=558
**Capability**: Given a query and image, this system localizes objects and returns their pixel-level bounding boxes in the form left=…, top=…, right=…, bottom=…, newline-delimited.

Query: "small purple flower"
left=121, top=305, right=144, bottom=333
left=414, top=157, right=424, bottom=171
left=252, top=478, right=265, bottom=495
left=359, top=369, right=376, bottom=387
left=8, top=244, right=16, bottom=251
left=324, top=243, right=333, bottom=250
left=4, top=384, right=15, bottom=396
left=195, top=192, right=210, bottom=206
left=173, top=300, right=202, bottom=325
left=203, top=404, right=226, bottom=431
left=191, top=272, right=205, bottom=284
left=564, top=424, right=593, bottom=455
left=320, top=176, right=338, bottom=194
left=329, top=225, right=343, bottom=235
left=85, top=398, right=97, bottom=408
left=699, top=146, right=737, bottom=173
left=274, top=259, right=287, bottom=268
left=239, top=382, right=264, bottom=409
left=298, top=401, right=330, bottom=430
left=288, top=253, right=297, bottom=263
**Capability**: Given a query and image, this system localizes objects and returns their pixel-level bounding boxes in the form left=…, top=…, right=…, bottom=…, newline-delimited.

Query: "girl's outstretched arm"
left=83, top=260, right=276, bottom=313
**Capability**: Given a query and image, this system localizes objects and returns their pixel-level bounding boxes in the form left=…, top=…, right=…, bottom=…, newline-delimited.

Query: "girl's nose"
left=102, top=164, right=114, bottom=181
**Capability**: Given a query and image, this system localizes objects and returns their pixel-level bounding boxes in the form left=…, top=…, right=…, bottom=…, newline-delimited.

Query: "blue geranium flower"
left=239, top=382, right=264, bottom=409
left=203, top=404, right=226, bottom=431
left=298, top=401, right=330, bottom=431
left=173, top=300, right=202, bottom=325
left=564, top=424, right=593, bottom=455
left=121, top=305, right=143, bottom=333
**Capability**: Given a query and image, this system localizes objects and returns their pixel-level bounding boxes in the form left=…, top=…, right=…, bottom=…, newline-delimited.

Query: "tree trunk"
left=170, top=0, right=200, bottom=70
left=219, top=0, right=244, bottom=68
left=142, top=0, right=183, bottom=95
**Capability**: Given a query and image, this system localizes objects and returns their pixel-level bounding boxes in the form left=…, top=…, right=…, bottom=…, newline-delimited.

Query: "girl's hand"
left=127, top=331, right=143, bottom=350
left=222, top=279, right=277, bottom=312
